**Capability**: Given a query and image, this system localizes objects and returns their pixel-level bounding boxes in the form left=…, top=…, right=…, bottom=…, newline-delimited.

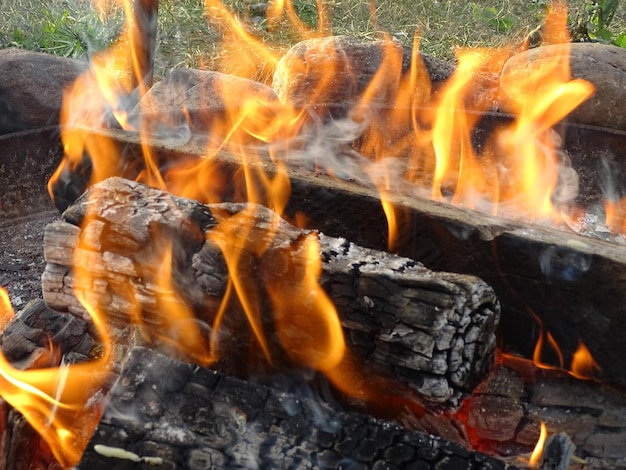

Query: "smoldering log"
left=0, top=401, right=59, bottom=470
left=41, top=177, right=499, bottom=408
left=76, top=346, right=507, bottom=470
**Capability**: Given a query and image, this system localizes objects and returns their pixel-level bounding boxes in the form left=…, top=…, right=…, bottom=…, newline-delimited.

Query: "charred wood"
left=41, top=177, right=499, bottom=408
left=0, top=299, right=95, bottom=370
left=44, top=127, right=626, bottom=388
left=76, top=347, right=508, bottom=470
left=462, top=363, right=626, bottom=468
left=0, top=400, right=60, bottom=470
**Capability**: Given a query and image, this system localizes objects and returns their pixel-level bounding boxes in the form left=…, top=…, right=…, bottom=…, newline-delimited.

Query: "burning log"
left=76, top=346, right=507, bottom=470
left=459, top=362, right=626, bottom=467
left=41, top=177, right=499, bottom=408
left=538, top=432, right=575, bottom=470
left=0, top=299, right=94, bottom=370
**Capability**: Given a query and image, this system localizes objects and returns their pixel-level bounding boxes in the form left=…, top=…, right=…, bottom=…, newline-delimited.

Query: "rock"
left=499, top=43, right=626, bottom=131
left=132, top=68, right=281, bottom=141
left=271, top=35, right=453, bottom=115
left=0, top=48, right=87, bottom=135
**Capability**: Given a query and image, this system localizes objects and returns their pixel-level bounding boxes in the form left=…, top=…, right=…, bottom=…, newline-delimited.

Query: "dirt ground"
left=0, top=210, right=59, bottom=311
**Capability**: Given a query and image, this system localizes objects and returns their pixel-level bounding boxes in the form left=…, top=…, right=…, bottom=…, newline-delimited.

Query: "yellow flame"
left=12, top=0, right=609, bottom=466
left=530, top=422, right=548, bottom=465
left=570, top=340, right=602, bottom=380
left=266, top=233, right=345, bottom=371
left=0, top=287, right=111, bottom=467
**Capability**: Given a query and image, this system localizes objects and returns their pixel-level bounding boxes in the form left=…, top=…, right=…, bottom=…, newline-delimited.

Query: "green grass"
left=0, top=0, right=123, bottom=57
left=1, top=0, right=625, bottom=79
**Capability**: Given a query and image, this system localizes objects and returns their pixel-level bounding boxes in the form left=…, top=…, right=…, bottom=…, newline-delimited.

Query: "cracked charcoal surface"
left=77, top=347, right=512, bottom=470
left=41, top=178, right=500, bottom=409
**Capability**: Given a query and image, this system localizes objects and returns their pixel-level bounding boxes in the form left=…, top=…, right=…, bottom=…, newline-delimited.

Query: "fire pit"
left=1, top=0, right=626, bottom=469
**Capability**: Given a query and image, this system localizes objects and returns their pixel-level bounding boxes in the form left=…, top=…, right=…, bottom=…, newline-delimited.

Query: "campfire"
left=1, top=0, right=626, bottom=468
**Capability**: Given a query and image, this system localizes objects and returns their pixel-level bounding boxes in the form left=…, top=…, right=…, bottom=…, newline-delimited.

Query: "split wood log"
left=76, top=347, right=507, bottom=470
left=0, top=299, right=95, bottom=370
left=41, top=177, right=500, bottom=409
left=45, top=125, right=626, bottom=388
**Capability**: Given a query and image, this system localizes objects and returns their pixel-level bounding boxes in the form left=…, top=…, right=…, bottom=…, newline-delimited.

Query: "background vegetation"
left=0, top=0, right=624, bottom=80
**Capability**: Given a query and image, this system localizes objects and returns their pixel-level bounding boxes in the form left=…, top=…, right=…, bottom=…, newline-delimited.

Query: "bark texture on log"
left=42, top=177, right=499, bottom=408
left=77, top=347, right=507, bottom=470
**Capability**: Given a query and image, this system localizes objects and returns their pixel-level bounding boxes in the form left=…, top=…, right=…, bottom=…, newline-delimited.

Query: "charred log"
left=41, top=177, right=499, bottom=408
left=0, top=402, right=60, bottom=470
left=0, top=299, right=95, bottom=370
left=76, top=346, right=507, bottom=470
left=461, top=362, right=626, bottom=467
left=43, top=126, right=626, bottom=388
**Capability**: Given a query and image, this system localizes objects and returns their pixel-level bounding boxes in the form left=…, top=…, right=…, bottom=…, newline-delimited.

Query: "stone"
left=0, top=48, right=87, bottom=135
left=271, top=35, right=453, bottom=114
left=499, top=43, right=626, bottom=131
left=132, top=68, right=281, bottom=141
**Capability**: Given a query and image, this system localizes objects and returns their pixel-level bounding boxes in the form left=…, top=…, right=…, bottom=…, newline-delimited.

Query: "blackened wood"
left=44, top=125, right=626, bottom=387
left=0, top=299, right=95, bottom=369
left=41, top=177, right=499, bottom=408
left=76, top=347, right=507, bottom=470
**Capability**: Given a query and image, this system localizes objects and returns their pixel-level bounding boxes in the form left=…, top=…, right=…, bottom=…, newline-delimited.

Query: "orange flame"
left=5, top=0, right=608, bottom=466
left=144, top=237, right=216, bottom=366
left=533, top=330, right=565, bottom=370
left=265, top=232, right=346, bottom=371
left=522, top=326, right=601, bottom=381
left=570, top=340, right=602, bottom=380
left=529, top=422, right=548, bottom=466
left=430, top=48, right=507, bottom=207
left=605, top=198, right=626, bottom=233
left=0, top=287, right=111, bottom=467
left=354, top=0, right=593, bottom=238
